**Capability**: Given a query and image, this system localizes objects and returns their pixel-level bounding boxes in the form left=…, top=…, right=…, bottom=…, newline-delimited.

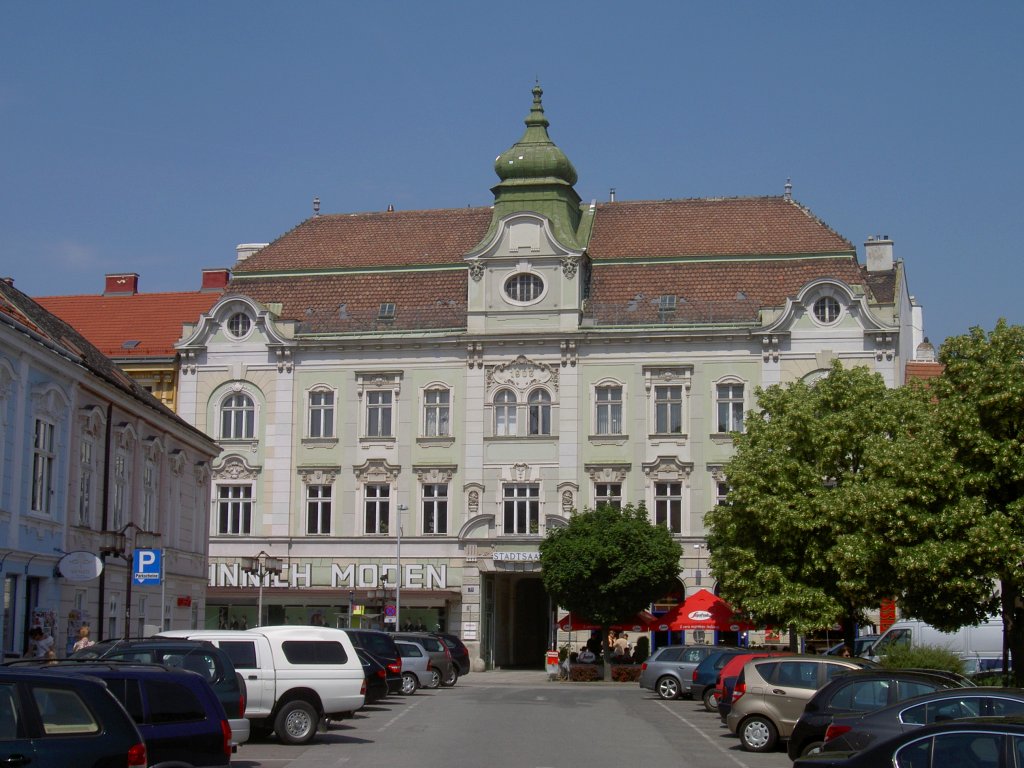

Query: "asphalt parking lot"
left=230, top=670, right=794, bottom=768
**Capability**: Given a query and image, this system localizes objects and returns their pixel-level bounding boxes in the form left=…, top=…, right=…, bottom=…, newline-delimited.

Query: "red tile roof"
left=234, top=208, right=494, bottom=273
left=35, top=292, right=222, bottom=359
left=587, top=197, right=853, bottom=259
left=587, top=258, right=866, bottom=325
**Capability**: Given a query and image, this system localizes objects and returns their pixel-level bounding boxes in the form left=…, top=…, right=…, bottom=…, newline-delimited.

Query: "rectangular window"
left=31, top=419, right=55, bottom=513
left=309, top=390, right=335, bottom=438
left=365, top=483, right=390, bottom=534
left=306, top=484, right=332, bottom=535
left=595, top=483, right=622, bottom=509
left=366, top=391, right=393, bottom=437
left=595, top=386, right=622, bottom=435
left=217, top=485, right=253, bottom=535
left=422, top=483, right=448, bottom=535
left=654, top=385, right=683, bottom=434
left=503, top=484, right=539, bottom=535
left=423, top=389, right=450, bottom=437
left=717, top=383, right=745, bottom=433
left=142, top=459, right=157, bottom=532
left=528, top=391, right=552, bottom=435
left=112, top=452, right=127, bottom=531
left=78, top=440, right=94, bottom=526
left=716, top=481, right=729, bottom=506
left=655, top=482, right=682, bottom=534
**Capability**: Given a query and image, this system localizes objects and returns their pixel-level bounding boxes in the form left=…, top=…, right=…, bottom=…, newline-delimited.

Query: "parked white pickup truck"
left=159, top=626, right=366, bottom=744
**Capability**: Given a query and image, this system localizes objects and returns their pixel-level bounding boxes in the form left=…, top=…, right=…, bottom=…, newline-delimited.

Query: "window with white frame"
left=221, top=392, right=255, bottom=440
left=654, top=385, right=683, bottom=434
left=716, top=383, right=745, bottom=433
left=503, top=484, right=540, bottom=534
left=423, top=388, right=450, bottom=437
left=306, top=485, right=332, bottom=535
left=595, top=385, right=623, bottom=435
left=716, top=481, right=729, bottom=506
left=528, top=389, right=551, bottom=435
left=422, top=483, right=448, bottom=535
left=813, top=296, right=841, bottom=324
left=217, top=485, right=252, bottom=535
left=366, top=391, right=393, bottom=438
left=654, top=482, right=682, bottom=534
left=365, top=483, right=390, bottom=534
left=31, top=418, right=55, bottom=514
left=493, top=389, right=518, bottom=436
left=595, top=482, right=622, bottom=509
left=308, top=389, right=335, bottom=438
left=78, top=439, right=94, bottom=526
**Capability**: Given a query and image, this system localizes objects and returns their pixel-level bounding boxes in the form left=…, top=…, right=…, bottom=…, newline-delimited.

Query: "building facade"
left=176, top=85, right=927, bottom=668
left=0, top=278, right=220, bottom=657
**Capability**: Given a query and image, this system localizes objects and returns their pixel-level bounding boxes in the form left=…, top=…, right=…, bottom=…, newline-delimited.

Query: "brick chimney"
left=201, top=268, right=231, bottom=291
left=104, top=273, right=139, bottom=295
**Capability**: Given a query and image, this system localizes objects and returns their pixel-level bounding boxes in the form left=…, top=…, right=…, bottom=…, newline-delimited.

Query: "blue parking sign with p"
left=133, top=549, right=162, bottom=586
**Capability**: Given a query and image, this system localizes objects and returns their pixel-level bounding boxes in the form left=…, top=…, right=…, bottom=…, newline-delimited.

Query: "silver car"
left=395, top=640, right=437, bottom=694
left=639, top=645, right=719, bottom=700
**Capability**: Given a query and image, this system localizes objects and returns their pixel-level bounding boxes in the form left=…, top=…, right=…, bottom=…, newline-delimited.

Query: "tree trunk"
left=1002, top=577, right=1024, bottom=687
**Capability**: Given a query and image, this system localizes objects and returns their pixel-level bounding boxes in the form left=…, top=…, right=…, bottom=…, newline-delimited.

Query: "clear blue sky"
left=2, top=2, right=1020, bottom=346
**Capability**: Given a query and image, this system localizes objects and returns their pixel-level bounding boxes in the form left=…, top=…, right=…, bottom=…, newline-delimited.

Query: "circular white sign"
left=688, top=610, right=713, bottom=621
left=57, top=551, right=104, bottom=582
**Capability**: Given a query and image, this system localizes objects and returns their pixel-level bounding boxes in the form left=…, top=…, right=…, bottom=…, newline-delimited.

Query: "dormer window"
left=227, top=312, right=251, bottom=339
left=813, top=296, right=841, bottom=325
left=379, top=302, right=396, bottom=320
left=504, top=273, right=544, bottom=303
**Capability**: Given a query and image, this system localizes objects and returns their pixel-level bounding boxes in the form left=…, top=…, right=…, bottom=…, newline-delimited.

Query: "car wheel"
left=739, top=715, right=778, bottom=753
left=800, top=741, right=823, bottom=758
left=702, top=687, right=720, bottom=712
left=274, top=700, right=319, bottom=745
left=441, top=667, right=458, bottom=687
left=655, top=676, right=681, bottom=700
left=401, top=672, right=419, bottom=695
left=426, top=668, right=441, bottom=689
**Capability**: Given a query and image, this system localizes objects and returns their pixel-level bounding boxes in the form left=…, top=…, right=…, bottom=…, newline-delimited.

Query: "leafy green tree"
left=931, top=320, right=1024, bottom=683
left=706, top=360, right=990, bottom=648
left=540, top=503, right=681, bottom=680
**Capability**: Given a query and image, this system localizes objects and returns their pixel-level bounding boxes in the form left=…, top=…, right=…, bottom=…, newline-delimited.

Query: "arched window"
left=221, top=393, right=255, bottom=440
left=528, top=389, right=551, bottom=435
left=813, top=296, right=841, bottom=324
left=494, top=389, right=517, bottom=436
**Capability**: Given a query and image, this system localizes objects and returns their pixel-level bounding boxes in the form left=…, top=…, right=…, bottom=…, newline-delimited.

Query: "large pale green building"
left=176, top=85, right=927, bottom=668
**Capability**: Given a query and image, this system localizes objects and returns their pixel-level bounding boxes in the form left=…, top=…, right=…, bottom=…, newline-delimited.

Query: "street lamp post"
left=395, top=504, right=406, bottom=632
left=241, top=551, right=283, bottom=627
left=100, top=522, right=161, bottom=640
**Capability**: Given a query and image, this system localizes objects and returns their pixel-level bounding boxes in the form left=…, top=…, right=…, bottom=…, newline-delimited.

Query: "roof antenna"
left=313, top=197, right=320, bottom=217
left=783, top=178, right=793, bottom=201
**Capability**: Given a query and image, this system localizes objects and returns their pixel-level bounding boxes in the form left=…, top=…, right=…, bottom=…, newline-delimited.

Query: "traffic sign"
left=133, top=549, right=162, bottom=586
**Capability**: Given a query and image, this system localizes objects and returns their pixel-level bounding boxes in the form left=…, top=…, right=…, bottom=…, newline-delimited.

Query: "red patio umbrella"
left=652, top=589, right=755, bottom=632
left=557, top=610, right=657, bottom=632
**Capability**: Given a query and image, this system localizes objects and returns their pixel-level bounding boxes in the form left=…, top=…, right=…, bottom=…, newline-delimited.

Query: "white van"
left=159, top=625, right=365, bottom=744
left=869, top=617, right=1004, bottom=671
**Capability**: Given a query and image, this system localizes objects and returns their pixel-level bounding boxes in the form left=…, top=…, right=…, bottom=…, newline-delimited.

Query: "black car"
left=355, top=647, right=391, bottom=704
left=822, top=687, right=1024, bottom=754
left=689, top=647, right=746, bottom=707
left=345, top=629, right=403, bottom=695
left=437, top=632, right=471, bottom=676
left=0, top=665, right=148, bottom=768
left=71, top=636, right=249, bottom=745
left=52, top=661, right=233, bottom=767
left=787, top=668, right=971, bottom=759
left=794, top=716, right=1024, bottom=767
